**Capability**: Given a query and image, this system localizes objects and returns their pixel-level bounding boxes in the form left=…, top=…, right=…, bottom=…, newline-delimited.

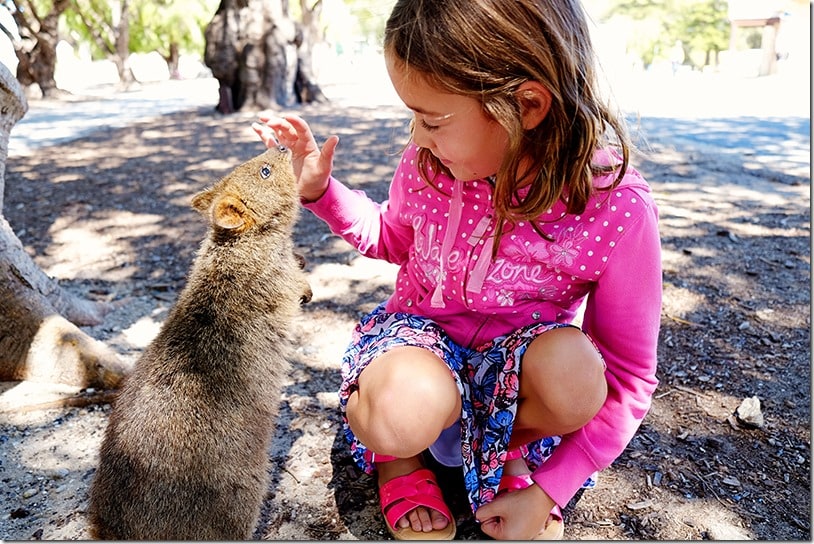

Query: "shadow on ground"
left=0, top=102, right=809, bottom=540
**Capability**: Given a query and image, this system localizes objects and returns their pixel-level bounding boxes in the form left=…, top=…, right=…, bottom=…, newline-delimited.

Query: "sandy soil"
left=0, top=75, right=810, bottom=540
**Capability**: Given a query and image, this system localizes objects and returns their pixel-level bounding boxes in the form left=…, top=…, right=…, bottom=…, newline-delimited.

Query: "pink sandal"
left=498, top=448, right=565, bottom=540
left=378, top=467, right=457, bottom=540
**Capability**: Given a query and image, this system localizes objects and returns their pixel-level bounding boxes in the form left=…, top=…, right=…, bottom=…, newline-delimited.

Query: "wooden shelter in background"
left=727, top=0, right=786, bottom=76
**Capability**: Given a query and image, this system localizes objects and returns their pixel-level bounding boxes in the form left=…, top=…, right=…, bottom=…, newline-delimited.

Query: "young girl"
left=254, top=0, right=661, bottom=539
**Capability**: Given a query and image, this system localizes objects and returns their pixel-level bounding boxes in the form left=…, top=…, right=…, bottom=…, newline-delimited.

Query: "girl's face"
left=386, top=55, right=509, bottom=182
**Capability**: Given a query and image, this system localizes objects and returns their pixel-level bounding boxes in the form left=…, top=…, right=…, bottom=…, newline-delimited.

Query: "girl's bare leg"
left=511, top=326, right=607, bottom=448
left=346, top=346, right=461, bottom=533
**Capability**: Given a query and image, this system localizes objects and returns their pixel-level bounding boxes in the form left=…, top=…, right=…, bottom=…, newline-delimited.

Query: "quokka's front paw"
left=294, top=252, right=313, bottom=304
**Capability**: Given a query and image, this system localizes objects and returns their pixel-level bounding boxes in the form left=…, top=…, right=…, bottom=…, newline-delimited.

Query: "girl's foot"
left=377, top=456, right=456, bottom=539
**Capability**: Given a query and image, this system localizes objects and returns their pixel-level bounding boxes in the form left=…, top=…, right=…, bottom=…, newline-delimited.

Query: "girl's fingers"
left=254, top=115, right=338, bottom=167
left=283, top=115, right=313, bottom=138
left=252, top=115, right=308, bottom=147
left=251, top=122, right=279, bottom=147
left=257, top=113, right=307, bottom=139
left=319, top=135, right=339, bottom=170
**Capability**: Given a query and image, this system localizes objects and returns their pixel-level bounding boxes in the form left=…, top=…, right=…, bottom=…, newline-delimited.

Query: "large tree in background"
left=8, top=0, right=218, bottom=96
left=671, top=0, right=730, bottom=67
left=293, top=0, right=326, bottom=103
left=65, top=0, right=134, bottom=85
left=204, top=0, right=327, bottom=113
left=10, top=0, right=70, bottom=97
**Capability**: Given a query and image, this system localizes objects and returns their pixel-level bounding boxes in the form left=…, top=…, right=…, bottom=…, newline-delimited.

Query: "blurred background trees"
left=0, top=0, right=806, bottom=107
left=9, top=0, right=221, bottom=98
left=599, top=0, right=731, bottom=71
left=1, top=0, right=395, bottom=108
left=594, top=0, right=806, bottom=76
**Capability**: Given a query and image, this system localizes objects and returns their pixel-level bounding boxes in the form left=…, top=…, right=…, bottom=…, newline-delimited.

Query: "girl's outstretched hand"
left=252, top=113, right=339, bottom=202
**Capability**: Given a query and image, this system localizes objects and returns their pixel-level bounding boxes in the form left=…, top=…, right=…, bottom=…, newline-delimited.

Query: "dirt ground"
left=0, top=85, right=810, bottom=540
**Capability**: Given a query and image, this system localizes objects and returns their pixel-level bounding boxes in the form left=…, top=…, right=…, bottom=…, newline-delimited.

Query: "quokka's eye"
left=260, top=163, right=272, bottom=179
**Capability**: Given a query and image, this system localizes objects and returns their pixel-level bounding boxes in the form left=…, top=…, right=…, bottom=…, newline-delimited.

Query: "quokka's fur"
left=88, top=146, right=311, bottom=540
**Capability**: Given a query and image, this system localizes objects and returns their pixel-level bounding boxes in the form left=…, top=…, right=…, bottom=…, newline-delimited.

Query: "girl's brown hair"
left=384, top=0, right=630, bottom=240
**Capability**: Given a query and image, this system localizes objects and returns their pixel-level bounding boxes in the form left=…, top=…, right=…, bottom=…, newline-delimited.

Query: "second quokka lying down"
left=88, top=144, right=312, bottom=540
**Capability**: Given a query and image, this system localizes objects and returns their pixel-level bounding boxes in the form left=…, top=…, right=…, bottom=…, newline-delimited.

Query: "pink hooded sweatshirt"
left=304, top=143, right=662, bottom=507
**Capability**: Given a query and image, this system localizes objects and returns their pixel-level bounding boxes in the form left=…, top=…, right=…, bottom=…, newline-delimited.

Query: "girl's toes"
left=431, top=509, right=451, bottom=530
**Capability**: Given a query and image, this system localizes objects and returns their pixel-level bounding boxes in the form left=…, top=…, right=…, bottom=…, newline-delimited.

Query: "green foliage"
left=129, top=0, right=218, bottom=58
left=601, top=0, right=730, bottom=68
left=346, top=0, right=392, bottom=45
left=61, top=0, right=115, bottom=58
left=61, top=0, right=219, bottom=60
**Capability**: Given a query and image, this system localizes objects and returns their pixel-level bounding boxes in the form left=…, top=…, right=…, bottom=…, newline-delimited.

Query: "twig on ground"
left=689, top=470, right=729, bottom=508
left=282, top=466, right=301, bottom=484
left=665, top=314, right=701, bottom=327
left=658, top=384, right=713, bottom=399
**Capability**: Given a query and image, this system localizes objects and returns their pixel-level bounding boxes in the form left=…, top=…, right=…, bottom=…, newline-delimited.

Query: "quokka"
left=88, top=145, right=311, bottom=540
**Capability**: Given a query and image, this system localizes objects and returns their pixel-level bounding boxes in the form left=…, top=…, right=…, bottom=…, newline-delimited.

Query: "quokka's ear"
left=212, top=194, right=254, bottom=231
left=191, top=188, right=215, bottom=213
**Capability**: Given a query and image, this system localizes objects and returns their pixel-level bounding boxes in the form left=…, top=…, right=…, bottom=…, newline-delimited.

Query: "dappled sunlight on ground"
left=0, top=64, right=809, bottom=539
left=0, top=381, right=83, bottom=423
left=120, top=315, right=163, bottom=349
left=42, top=211, right=166, bottom=281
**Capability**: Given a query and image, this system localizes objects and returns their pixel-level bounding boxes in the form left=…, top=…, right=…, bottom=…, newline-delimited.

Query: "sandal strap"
left=536, top=505, right=564, bottom=540
left=379, top=468, right=453, bottom=527
left=498, top=473, right=534, bottom=494
left=504, top=444, right=529, bottom=461
left=497, top=465, right=564, bottom=539
left=370, top=452, right=399, bottom=464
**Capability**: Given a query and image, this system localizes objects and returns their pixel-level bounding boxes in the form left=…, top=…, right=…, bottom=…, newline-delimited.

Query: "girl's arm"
left=532, top=188, right=662, bottom=507
left=302, top=156, right=416, bottom=265
left=256, top=116, right=417, bottom=265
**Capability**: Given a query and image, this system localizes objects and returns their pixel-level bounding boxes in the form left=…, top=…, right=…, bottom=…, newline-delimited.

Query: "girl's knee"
left=349, top=347, right=460, bottom=456
left=520, top=327, right=607, bottom=433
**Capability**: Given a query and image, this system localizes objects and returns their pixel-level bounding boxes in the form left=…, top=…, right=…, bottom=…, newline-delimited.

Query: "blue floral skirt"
left=338, top=304, right=598, bottom=514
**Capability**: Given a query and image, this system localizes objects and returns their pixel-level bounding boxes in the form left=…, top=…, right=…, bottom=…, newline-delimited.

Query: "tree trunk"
left=204, top=0, right=328, bottom=114
left=294, top=0, right=327, bottom=103
left=113, top=0, right=136, bottom=87
left=253, top=10, right=298, bottom=109
left=167, top=43, right=180, bottom=79
left=0, top=62, right=129, bottom=388
left=204, top=0, right=243, bottom=114
left=758, top=20, right=779, bottom=77
left=11, top=0, right=70, bottom=99
left=294, top=22, right=328, bottom=104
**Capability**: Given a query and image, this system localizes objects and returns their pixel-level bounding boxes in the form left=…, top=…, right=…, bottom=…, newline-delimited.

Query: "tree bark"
left=294, top=0, right=327, bottom=103
left=113, top=0, right=135, bottom=87
left=204, top=0, right=328, bottom=114
left=204, top=0, right=243, bottom=114
left=166, top=43, right=180, bottom=79
left=11, top=0, right=70, bottom=99
left=0, top=62, right=129, bottom=388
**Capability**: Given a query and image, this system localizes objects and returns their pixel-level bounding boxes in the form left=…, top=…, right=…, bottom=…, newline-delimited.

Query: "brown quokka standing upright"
left=87, top=145, right=311, bottom=540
